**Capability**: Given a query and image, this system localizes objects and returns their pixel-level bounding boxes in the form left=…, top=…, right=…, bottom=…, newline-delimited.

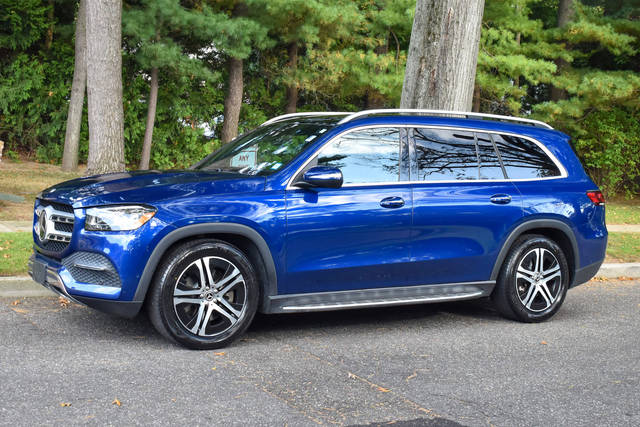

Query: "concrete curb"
left=1, top=263, right=639, bottom=298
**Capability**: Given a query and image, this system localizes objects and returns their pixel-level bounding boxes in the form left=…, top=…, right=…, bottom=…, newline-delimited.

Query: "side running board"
left=265, top=281, right=495, bottom=314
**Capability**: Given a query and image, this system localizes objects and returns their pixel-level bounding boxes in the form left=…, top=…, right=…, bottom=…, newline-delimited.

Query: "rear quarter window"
left=492, top=134, right=561, bottom=179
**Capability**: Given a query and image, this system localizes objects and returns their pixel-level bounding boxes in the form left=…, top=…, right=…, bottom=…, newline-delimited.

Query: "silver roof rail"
left=262, top=112, right=350, bottom=126
left=336, top=109, right=553, bottom=129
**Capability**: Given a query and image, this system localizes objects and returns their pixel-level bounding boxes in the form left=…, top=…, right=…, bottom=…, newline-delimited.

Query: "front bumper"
left=28, top=253, right=142, bottom=318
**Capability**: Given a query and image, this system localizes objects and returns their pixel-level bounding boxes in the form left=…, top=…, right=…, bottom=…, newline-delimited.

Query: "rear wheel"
left=147, top=239, right=259, bottom=349
left=491, top=234, right=569, bottom=322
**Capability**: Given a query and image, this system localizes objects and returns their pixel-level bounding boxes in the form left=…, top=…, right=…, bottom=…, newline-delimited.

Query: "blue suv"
left=29, top=110, right=607, bottom=349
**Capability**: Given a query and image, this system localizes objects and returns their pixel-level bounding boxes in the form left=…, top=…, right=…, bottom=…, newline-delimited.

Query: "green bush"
left=573, top=108, right=640, bottom=198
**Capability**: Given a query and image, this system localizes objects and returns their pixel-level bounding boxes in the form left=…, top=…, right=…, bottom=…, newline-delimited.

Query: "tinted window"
left=414, top=128, right=478, bottom=181
left=477, top=133, right=506, bottom=180
left=492, top=134, right=561, bottom=179
left=316, top=127, right=400, bottom=184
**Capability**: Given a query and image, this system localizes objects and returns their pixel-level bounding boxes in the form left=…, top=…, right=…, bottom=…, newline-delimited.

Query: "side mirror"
left=297, top=166, right=343, bottom=189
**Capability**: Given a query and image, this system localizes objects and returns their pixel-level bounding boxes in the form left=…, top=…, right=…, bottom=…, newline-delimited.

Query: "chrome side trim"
left=337, top=109, right=553, bottom=129
left=266, top=281, right=494, bottom=314
left=261, top=112, right=350, bottom=126
left=286, top=124, right=567, bottom=190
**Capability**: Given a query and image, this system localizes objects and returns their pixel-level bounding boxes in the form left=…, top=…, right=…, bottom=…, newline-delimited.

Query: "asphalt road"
left=1, top=279, right=638, bottom=426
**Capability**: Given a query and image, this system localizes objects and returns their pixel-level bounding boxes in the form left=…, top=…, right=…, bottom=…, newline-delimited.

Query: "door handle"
left=380, top=196, right=405, bottom=209
left=490, top=194, right=512, bottom=205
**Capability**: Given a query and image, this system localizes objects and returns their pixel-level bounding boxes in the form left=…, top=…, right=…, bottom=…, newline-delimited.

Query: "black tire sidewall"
left=155, top=241, right=259, bottom=349
left=499, top=235, right=570, bottom=322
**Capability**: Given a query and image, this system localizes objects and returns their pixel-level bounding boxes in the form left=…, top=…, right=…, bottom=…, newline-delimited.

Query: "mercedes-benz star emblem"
left=38, top=210, right=48, bottom=243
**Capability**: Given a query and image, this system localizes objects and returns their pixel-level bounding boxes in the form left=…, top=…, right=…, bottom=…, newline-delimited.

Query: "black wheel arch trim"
left=132, top=223, right=278, bottom=311
left=490, top=219, right=580, bottom=283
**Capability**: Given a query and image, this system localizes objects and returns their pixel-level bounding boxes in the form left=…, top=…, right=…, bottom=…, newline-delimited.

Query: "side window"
left=315, top=127, right=400, bottom=184
left=492, top=134, right=561, bottom=179
left=476, top=133, right=506, bottom=180
left=414, top=128, right=478, bottom=181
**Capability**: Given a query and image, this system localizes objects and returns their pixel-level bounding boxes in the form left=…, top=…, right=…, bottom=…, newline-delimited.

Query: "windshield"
left=194, top=117, right=342, bottom=176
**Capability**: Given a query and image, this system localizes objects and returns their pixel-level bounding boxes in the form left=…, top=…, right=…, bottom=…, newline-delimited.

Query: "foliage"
left=0, top=232, right=32, bottom=276
left=0, top=0, right=638, bottom=195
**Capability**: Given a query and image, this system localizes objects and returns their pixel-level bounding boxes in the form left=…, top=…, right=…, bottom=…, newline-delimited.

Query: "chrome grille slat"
left=35, top=201, right=75, bottom=252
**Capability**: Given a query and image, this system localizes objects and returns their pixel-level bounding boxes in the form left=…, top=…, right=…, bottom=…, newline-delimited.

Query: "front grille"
left=35, top=200, right=75, bottom=253
left=62, top=252, right=121, bottom=288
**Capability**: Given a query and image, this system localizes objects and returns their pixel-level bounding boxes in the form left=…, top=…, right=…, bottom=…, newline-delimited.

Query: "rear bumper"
left=571, top=259, right=603, bottom=288
left=28, top=253, right=142, bottom=318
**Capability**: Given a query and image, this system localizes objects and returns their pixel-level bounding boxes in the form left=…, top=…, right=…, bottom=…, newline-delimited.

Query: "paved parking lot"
left=1, top=279, right=638, bottom=426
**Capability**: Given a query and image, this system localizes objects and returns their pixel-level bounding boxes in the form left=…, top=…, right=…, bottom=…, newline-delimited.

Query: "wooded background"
left=0, top=0, right=638, bottom=196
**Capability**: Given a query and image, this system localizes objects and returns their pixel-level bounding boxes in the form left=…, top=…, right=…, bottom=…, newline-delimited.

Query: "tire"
left=491, top=234, right=569, bottom=322
left=147, top=239, right=259, bottom=349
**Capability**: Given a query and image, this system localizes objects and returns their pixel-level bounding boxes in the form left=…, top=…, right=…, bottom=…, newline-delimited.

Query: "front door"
left=284, top=127, right=412, bottom=294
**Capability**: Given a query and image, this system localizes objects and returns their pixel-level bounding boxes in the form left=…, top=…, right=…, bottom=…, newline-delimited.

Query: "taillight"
left=586, top=190, right=605, bottom=205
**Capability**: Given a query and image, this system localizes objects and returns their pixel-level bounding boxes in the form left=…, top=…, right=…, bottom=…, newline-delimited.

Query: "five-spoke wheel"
left=491, top=234, right=569, bottom=322
left=147, top=239, right=258, bottom=349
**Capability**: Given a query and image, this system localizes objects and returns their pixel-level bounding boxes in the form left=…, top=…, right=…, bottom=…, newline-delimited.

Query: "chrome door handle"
left=490, top=194, right=512, bottom=204
left=380, top=196, right=405, bottom=209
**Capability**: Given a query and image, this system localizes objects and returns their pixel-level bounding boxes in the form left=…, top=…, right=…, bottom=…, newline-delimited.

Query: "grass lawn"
left=606, top=232, right=640, bottom=263
left=0, top=232, right=32, bottom=276
left=607, top=202, right=640, bottom=225
left=0, top=160, right=83, bottom=221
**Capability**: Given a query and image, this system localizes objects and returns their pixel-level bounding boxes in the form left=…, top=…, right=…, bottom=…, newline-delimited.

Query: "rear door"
left=284, top=127, right=413, bottom=294
left=407, top=128, right=523, bottom=285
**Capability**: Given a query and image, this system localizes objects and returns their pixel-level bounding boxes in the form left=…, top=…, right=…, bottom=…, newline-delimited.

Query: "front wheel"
left=147, top=239, right=259, bottom=349
left=491, top=234, right=570, bottom=322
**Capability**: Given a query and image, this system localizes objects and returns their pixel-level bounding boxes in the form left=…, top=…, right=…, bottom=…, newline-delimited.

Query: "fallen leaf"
left=213, top=352, right=225, bottom=356
left=377, top=386, right=390, bottom=393
left=11, top=300, right=21, bottom=306
left=60, top=402, right=71, bottom=407
left=10, top=307, right=28, bottom=314
left=405, top=372, right=417, bottom=381
left=58, top=296, right=70, bottom=307
left=112, top=398, right=121, bottom=407
left=348, top=372, right=356, bottom=379
left=541, top=341, right=548, bottom=345
left=211, top=367, right=217, bottom=371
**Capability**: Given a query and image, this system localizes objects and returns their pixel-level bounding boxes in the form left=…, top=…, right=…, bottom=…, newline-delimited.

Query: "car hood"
left=39, top=170, right=266, bottom=208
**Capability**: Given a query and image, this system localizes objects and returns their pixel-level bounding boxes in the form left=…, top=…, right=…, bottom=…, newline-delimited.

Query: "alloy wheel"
left=172, top=256, right=247, bottom=337
left=515, top=247, right=562, bottom=312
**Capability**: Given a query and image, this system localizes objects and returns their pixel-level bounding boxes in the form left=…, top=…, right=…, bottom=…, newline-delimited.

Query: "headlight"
left=85, top=205, right=156, bottom=231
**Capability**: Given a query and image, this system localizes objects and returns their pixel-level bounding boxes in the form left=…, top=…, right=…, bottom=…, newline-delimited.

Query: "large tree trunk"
left=61, top=0, right=86, bottom=171
left=220, top=58, right=243, bottom=144
left=85, top=0, right=125, bottom=175
left=139, top=67, right=158, bottom=169
left=551, top=0, right=575, bottom=102
left=285, top=42, right=298, bottom=114
left=400, top=0, right=485, bottom=111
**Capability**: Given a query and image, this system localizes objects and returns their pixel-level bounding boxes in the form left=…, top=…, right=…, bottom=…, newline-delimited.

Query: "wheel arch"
left=491, top=219, right=579, bottom=285
left=133, top=223, right=278, bottom=312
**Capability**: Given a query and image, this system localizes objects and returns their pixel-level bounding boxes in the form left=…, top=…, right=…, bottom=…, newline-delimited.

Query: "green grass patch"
left=607, top=203, right=640, bottom=225
left=606, top=232, right=640, bottom=263
left=0, top=232, right=32, bottom=276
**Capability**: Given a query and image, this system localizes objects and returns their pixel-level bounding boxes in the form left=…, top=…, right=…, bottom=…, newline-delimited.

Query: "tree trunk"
left=220, top=58, right=243, bottom=144
left=551, top=0, right=575, bottom=102
left=285, top=42, right=298, bottom=114
left=46, top=0, right=54, bottom=49
left=61, top=0, right=86, bottom=171
left=139, top=67, right=158, bottom=170
left=400, top=0, right=485, bottom=111
left=85, top=0, right=125, bottom=175
left=472, top=85, right=481, bottom=112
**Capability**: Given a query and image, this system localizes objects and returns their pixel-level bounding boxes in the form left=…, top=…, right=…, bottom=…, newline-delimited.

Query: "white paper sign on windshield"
left=230, top=147, right=257, bottom=168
